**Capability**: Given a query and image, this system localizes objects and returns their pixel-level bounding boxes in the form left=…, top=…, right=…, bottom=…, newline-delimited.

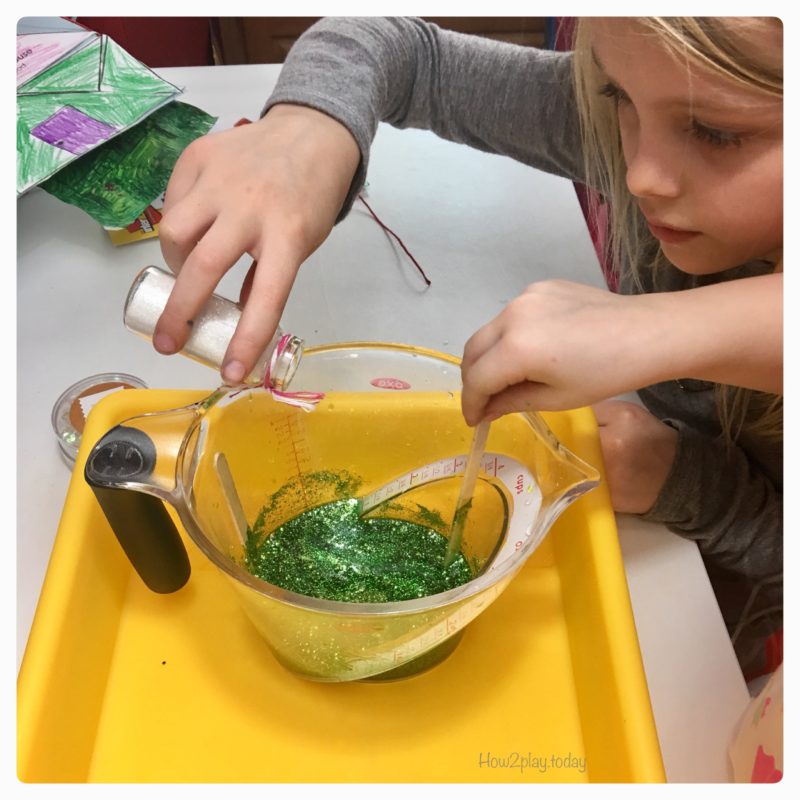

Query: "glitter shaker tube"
left=123, top=265, right=303, bottom=389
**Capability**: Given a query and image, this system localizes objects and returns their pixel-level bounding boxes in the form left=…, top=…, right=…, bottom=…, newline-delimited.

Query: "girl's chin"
left=660, top=242, right=755, bottom=276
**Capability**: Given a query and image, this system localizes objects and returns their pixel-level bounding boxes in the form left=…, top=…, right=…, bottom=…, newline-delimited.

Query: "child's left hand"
left=593, top=399, right=678, bottom=514
left=459, top=275, right=783, bottom=427
left=459, top=280, right=664, bottom=425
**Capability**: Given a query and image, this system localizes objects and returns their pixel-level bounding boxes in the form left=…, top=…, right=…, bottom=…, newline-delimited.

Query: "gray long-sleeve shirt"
left=264, top=17, right=782, bottom=671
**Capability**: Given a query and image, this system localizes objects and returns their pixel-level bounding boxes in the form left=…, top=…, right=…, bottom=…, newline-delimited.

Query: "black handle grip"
left=85, top=426, right=190, bottom=593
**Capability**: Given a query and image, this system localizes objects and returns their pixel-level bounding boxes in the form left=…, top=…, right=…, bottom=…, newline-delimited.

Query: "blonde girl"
left=154, top=17, right=782, bottom=676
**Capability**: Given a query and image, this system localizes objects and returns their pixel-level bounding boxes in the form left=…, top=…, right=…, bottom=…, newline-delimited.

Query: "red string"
left=358, top=194, right=432, bottom=286
left=231, top=119, right=430, bottom=287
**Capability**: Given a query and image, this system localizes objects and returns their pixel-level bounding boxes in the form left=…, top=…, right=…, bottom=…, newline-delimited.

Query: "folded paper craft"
left=41, top=100, right=217, bottom=229
left=16, top=29, right=97, bottom=88
left=17, top=31, right=182, bottom=196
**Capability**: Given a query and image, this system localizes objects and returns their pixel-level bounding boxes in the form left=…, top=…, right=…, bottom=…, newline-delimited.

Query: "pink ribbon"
left=263, top=334, right=325, bottom=412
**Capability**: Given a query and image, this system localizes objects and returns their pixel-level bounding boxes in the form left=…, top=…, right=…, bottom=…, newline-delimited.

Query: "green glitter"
left=410, top=503, right=447, bottom=531
left=452, top=498, right=473, bottom=529
left=362, top=500, right=447, bottom=533
left=249, top=470, right=363, bottom=548
left=245, top=498, right=473, bottom=603
left=198, top=387, right=227, bottom=411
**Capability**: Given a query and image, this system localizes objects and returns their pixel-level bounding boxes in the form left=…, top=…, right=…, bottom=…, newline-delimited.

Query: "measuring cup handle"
left=85, top=426, right=191, bottom=593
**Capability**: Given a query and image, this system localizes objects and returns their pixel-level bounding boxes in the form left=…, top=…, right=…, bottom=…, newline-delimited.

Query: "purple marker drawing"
left=31, top=106, right=117, bottom=155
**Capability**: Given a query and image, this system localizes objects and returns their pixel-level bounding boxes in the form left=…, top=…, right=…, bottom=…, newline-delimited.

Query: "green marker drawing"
left=41, top=101, right=216, bottom=228
left=17, top=34, right=182, bottom=195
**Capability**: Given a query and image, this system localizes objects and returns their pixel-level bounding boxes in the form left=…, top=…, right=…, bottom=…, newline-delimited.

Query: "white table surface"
left=16, top=63, right=750, bottom=782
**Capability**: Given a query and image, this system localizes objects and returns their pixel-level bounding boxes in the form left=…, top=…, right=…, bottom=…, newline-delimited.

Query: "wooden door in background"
left=213, top=17, right=549, bottom=64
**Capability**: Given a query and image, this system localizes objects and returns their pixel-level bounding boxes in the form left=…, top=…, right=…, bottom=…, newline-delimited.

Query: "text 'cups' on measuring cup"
left=85, top=344, right=600, bottom=682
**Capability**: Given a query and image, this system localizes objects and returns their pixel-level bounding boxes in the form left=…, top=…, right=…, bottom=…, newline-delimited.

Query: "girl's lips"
left=646, top=219, right=700, bottom=244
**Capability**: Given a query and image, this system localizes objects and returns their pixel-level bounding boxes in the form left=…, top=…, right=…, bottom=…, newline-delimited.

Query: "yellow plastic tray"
left=18, top=389, right=665, bottom=782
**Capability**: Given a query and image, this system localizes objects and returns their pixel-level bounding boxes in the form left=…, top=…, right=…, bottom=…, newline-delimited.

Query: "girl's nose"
left=622, top=120, right=683, bottom=200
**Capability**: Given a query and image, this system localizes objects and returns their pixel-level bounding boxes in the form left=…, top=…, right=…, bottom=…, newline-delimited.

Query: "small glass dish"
left=52, top=372, right=148, bottom=465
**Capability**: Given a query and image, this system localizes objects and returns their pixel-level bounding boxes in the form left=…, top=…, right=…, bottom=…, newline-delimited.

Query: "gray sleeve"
left=263, top=16, right=584, bottom=221
left=641, top=420, right=782, bottom=586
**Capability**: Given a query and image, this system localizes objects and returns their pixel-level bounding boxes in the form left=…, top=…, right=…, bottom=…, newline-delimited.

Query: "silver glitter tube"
left=123, top=265, right=303, bottom=390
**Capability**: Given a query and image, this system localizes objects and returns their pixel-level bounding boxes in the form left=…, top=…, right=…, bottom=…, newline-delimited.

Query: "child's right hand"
left=153, top=104, right=361, bottom=384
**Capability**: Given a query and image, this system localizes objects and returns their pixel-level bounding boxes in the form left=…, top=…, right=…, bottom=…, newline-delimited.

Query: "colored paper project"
left=41, top=101, right=217, bottom=229
left=17, top=32, right=182, bottom=196
left=104, top=192, right=165, bottom=246
left=17, top=30, right=97, bottom=87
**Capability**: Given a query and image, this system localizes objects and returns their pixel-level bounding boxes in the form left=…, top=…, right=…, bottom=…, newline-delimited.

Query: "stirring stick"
left=444, top=419, right=491, bottom=567
left=213, top=452, right=249, bottom=547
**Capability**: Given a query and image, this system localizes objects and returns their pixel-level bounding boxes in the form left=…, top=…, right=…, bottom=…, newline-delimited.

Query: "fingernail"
left=153, top=332, right=177, bottom=354
left=222, top=360, right=246, bottom=385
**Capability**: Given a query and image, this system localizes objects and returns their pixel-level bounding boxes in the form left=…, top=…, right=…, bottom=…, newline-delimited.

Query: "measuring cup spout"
left=84, top=395, right=219, bottom=593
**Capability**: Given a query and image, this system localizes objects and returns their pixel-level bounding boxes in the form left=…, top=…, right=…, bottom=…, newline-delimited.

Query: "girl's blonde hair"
left=571, top=17, right=783, bottom=442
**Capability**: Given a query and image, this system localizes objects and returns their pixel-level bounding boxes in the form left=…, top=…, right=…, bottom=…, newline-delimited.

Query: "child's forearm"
left=644, top=273, right=782, bottom=394
left=460, top=275, right=781, bottom=424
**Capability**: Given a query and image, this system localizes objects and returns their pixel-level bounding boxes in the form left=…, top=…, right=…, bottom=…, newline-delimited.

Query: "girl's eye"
left=689, top=120, right=743, bottom=149
left=598, top=81, right=629, bottom=104
left=598, top=78, right=746, bottom=149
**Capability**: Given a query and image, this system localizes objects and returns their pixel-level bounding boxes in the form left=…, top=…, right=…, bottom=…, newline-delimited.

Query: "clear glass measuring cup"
left=85, top=343, right=600, bottom=682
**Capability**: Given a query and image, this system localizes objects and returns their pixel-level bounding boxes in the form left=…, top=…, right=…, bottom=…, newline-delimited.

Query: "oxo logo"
left=370, top=377, right=411, bottom=390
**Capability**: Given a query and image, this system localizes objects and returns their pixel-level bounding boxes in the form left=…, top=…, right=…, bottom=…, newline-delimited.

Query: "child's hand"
left=460, top=280, right=663, bottom=424
left=593, top=400, right=678, bottom=514
left=153, top=104, right=360, bottom=384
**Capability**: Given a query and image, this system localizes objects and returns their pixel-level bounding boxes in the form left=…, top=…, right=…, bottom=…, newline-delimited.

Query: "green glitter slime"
left=246, top=498, right=473, bottom=603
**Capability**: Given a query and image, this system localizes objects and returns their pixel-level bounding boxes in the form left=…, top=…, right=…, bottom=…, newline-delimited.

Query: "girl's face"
left=591, top=18, right=783, bottom=273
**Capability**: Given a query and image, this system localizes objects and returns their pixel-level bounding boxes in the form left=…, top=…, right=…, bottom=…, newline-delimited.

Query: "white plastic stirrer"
left=444, top=419, right=491, bottom=567
left=213, top=451, right=249, bottom=547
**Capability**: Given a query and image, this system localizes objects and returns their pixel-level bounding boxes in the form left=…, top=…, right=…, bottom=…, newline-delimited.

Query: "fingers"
left=162, top=147, right=200, bottom=215
left=147, top=109, right=351, bottom=384
left=221, top=243, right=302, bottom=384
left=153, top=214, right=252, bottom=355
left=159, top=150, right=205, bottom=273
left=460, top=324, right=502, bottom=424
left=159, top=199, right=215, bottom=278
left=592, top=399, right=640, bottom=427
left=239, top=260, right=257, bottom=307
left=461, top=327, right=537, bottom=425
left=479, top=382, right=546, bottom=420
left=461, top=322, right=499, bottom=372
left=591, top=398, right=618, bottom=426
